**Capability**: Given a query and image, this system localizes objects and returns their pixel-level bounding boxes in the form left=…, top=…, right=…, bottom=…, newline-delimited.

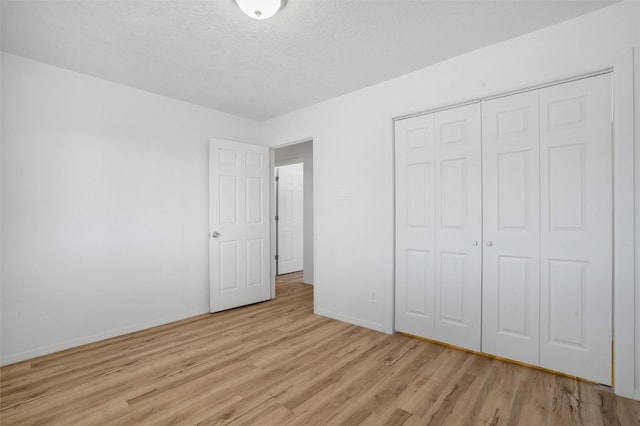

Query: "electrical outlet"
left=369, top=290, right=377, bottom=303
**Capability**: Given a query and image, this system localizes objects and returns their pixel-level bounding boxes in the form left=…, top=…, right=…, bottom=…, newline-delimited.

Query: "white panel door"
left=277, top=163, right=304, bottom=274
left=434, top=104, right=482, bottom=351
left=395, top=113, right=437, bottom=338
left=539, top=74, right=612, bottom=384
left=482, top=91, right=540, bottom=365
left=209, top=138, right=271, bottom=313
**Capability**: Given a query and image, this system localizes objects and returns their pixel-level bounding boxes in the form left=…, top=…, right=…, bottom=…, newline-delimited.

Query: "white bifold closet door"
left=395, top=103, right=482, bottom=351
left=481, top=90, right=541, bottom=366
left=481, top=74, right=612, bottom=384
left=395, top=113, right=436, bottom=338
left=395, top=73, right=612, bottom=384
left=538, top=75, right=612, bottom=385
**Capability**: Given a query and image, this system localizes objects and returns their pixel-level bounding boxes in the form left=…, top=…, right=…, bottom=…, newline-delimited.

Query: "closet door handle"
left=486, top=241, right=493, bottom=247
left=472, top=241, right=478, bottom=247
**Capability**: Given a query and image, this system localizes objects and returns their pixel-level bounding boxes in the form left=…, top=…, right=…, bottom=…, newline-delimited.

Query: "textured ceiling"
left=1, top=0, right=617, bottom=120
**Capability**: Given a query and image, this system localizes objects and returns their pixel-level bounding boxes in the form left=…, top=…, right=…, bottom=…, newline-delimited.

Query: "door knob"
left=486, top=241, right=493, bottom=247
left=211, top=231, right=221, bottom=238
left=472, top=241, right=478, bottom=246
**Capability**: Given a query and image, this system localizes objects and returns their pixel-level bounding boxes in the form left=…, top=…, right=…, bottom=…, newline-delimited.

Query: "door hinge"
left=275, top=215, right=279, bottom=221
left=275, top=254, right=279, bottom=260
left=275, top=176, right=279, bottom=181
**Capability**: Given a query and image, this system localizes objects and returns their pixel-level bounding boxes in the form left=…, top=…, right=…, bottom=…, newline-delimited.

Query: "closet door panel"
left=481, top=91, right=540, bottom=365
left=395, top=114, right=437, bottom=338
left=434, top=104, right=482, bottom=351
left=539, top=74, right=612, bottom=385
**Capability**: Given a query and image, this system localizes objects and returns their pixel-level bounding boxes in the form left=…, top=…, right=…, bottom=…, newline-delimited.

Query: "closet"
left=394, top=74, right=612, bottom=385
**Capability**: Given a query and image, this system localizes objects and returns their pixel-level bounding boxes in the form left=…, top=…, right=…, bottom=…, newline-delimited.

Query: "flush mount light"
left=235, top=0, right=285, bottom=20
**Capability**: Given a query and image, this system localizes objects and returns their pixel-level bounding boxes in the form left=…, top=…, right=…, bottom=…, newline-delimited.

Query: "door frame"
left=391, top=49, right=635, bottom=398
left=269, top=139, right=315, bottom=306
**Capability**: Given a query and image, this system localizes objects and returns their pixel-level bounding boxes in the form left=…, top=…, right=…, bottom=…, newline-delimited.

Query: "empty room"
left=1, top=0, right=640, bottom=424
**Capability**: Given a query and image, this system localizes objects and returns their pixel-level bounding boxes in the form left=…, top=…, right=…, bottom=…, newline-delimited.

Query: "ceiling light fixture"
left=235, top=0, right=285, bottom=20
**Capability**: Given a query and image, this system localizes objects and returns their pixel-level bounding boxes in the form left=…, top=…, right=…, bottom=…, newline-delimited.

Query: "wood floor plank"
left=1, top=271, right=639, bottom=425
left=303, top=340, right=427, bottom=423
left=468, top=361, right=520, bottom=424
left=281, top=337, right=423, bottom=424
left=400, top=347, right=469, bottom=417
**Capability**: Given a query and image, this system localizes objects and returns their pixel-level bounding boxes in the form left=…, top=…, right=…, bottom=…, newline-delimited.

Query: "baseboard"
left=315, top=307, right=387, bottom=334
left=0, top=309, right=206, bottom=366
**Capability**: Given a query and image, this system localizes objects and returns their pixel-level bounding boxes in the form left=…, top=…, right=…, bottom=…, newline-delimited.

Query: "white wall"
left=260, top=2, right=640, bottom=396
left=274, top=141, right=314, bottom=284
left=0, top=53, right=260, bottom=364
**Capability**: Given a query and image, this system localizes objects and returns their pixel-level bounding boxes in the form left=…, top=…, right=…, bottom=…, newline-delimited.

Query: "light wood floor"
left=1, top=272, right=639, bottom=425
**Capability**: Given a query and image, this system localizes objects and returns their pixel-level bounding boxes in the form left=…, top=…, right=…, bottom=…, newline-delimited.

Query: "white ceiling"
left=1, top=0, right=617, bottom=120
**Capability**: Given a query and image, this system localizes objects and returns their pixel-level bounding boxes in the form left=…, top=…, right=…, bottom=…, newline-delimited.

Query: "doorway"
left=272, top=140, right=314, bottom=285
